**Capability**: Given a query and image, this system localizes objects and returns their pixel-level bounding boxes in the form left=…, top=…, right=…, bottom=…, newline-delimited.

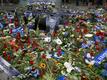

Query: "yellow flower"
left=55, top=61, right=61, bottom=65
left=79, top=48, right=82, bottom=51
left=39, top=63, right=46, bottom=69
left=76, top=52, right=80, bottom=57
left=88, top=64, right=93, bottom=68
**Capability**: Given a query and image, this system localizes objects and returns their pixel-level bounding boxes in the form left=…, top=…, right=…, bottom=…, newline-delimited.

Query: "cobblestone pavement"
left=0, top=69, right=12, bottom=80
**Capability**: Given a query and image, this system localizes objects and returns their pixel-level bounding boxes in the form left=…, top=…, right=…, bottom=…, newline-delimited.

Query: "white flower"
left=85, top=59, right=95, bottom=65
left=46, top=54, right=52, bottom=59
left=12, top=76, right=16, bottom=79
left=62, top=29, right=65, bottom=31
left=67, top=68, right=74, bottom=73
left=85, top=53, right=95, bottom=65
left=3, top=29, right=9, bottom=32
left=65, top=26, right=69, bottom=28
left=90, top=60, right=95, bottom=65
left=8, top=23, right=15, bottom=28
left=71, top=34, right=74, bottom=37
left=54, top=38, right=62, bottom=45
left=29, top=29, right=36, bottom=33
left=62, top=32, right=65, bottom=35
left=86, top=53, right=91, bottom=58
left=52, top=2, right=55, bottom=5
left=18, top=74, right=23, bottom=79
left=85, top=59, right=90, bottom=64
left=64, top=62, right=71, bottom=68
left=74, top=67, right=81, bottom=72
left=61, top=70, right=67, bottom=76
left=105, top=54, right=107, bottom=58
left=64, top=62, right=74, bottom=73
left=24, top=66, right=32, bottom=71
left=40, top=33, right=46, bottom=37
left=54, top=52, right=62, bottom=59
left=85, top=34, right=93, bottom=37
left=44, top=36, right=51, bottom=42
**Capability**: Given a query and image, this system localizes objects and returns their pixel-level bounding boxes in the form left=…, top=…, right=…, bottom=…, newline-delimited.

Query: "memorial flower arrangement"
left=0, top=8, right=107, bottom=80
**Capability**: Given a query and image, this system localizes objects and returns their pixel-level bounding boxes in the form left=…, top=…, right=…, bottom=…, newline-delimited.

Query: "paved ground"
left=0, top=2, right=90, bottom=11
left=0, top=69, right=11, bottom=80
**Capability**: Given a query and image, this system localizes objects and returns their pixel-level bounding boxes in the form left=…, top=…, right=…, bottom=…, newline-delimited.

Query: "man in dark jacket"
left=82, top=0, right=88, bottom=5
left=62, top=0, right=69, bottom=4
left=76, top=0, right=80, bottom=6
left=96, top=0, right=103, bottom=6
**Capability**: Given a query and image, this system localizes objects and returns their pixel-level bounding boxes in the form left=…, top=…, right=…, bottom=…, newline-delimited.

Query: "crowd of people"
left=62, top=0, right=107, bottom=8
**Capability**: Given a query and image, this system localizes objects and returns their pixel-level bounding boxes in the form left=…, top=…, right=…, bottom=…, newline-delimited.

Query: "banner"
left=0, top=56, right=20, bottom=76
left=94, top=49, right=107, bottom=64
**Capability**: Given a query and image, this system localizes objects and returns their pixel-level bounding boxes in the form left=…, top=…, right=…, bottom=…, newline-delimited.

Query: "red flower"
left=39, top=47, right=44, bottom=51
left=57, top=52, right=61, bottom=57
left=95, top=41, right=99, bottom=45
left=27, top=37, right=31, bottom=45
left=6, top=19, right=9, bottom=24
left=14, top=46, right=19, bottom=52
left=4, top=44, right=7, bottom=48
left=41, top=54, right=46, bottom=59
left=17, top=60, right=21, bottom=64
left=96, top=31, right=104, bottom=38
left=29, top=60, right=34, bottom=65
left=52, top=32, right=57, bottom=37
left=96, top=45, right=100, bottom=51
left=76, top=28, right=81, bottom=32
left=83, top=28, right=88, bottom=34
left=14, top=21, right=19, bottom=27
left=31, top=66, right=36, bottom=71
left=68, top=22, right=72, bottom=26
left=3, top=51, right=7, bottom=57
left=10, top=19, right=12, bottom=23
left=4, top=15, right=7, bottom=19
left=57, top=47, right=62, bottom=56
left=9, top=29, right=12, bottom=34
left=7, top=55, right=11, bottom=61
left=39, top=70, right=45, bottom=77
left=64, top=22, right=69, bottom=26
left=100, top=32, right=105, bottom=40
left=105, top=18, right=107, bottom=22
left=9, top=40, right=16, bottom=47
left=16, top=32, right=21, bottom=40
left=90, top=51, right=94, bottom=56
left=20, top=44, right=24, bottom=49
left=96, top=31, right=100, bottom=36
left=32, top=41, right=39, bottom=48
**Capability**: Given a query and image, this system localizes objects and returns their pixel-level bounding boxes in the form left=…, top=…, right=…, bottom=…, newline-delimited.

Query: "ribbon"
left=12, top=27, right=24, bottom=37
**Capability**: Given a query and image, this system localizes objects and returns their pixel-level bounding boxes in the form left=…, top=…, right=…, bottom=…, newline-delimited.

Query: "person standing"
left=62, top=0, right=69, bottom=4
left=104, top=0, right=107, bottom=9
left=96, top=0, right=103, bottom=7
left=82, top=0, right=88, bottom=5
left=62, top=0, right=65, bottom=4
left=88, top=0, right=95, bottom=8
left=76, top=0, right=80, bottom=6
left=66, top=0, right=70, bottom=3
